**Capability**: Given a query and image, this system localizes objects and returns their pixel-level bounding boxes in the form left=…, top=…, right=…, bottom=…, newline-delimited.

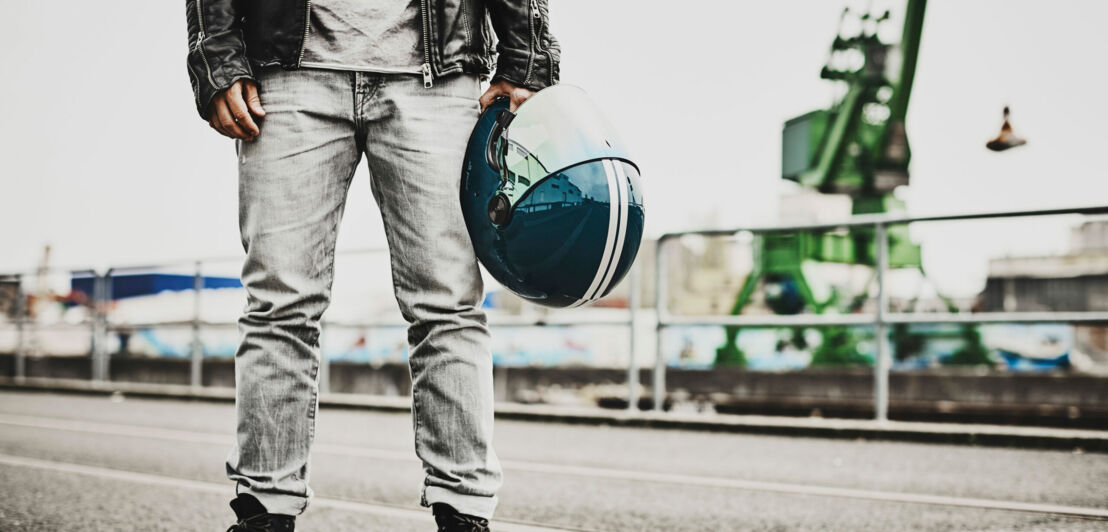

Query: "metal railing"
left=653, top=205, right=1108, bottom=420
left=1, top=248, right=643, bottom=408
left=4, top=204, right=1108, bottom=421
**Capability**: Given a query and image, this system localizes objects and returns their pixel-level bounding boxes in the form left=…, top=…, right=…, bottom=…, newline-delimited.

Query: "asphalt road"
left=0, top=390, right=1105, bottom=531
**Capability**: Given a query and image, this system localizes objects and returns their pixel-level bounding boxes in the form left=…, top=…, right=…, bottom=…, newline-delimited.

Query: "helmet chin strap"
left=486, top=99, right=515, bottom=174
left=487, top=104, right=520, bottom=226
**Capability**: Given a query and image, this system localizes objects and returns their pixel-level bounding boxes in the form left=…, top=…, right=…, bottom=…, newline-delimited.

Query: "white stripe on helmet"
left=571, top=159, right=621, bottom=308
left=591, top=160, right=630, bottom=303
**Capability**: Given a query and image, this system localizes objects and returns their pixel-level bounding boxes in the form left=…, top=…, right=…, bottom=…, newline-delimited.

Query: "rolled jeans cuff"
left=421, top=484, right=498, bottom=520
left=237, top=484, right=309, bottom=517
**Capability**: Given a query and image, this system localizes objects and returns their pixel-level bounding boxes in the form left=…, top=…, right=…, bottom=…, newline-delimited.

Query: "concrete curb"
left=3, top=377, right=1106, bottom=453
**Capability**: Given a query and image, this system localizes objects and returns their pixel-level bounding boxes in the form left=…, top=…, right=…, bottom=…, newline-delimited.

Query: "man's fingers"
left=479, top=89, right=498, bottom=112
left=244, top=82, right=265, bottom=117
left=209, top=108, right=229, bottom=138
left=206, top=81, right=264, bottom=140
left=209, top=99, right=235, bottom=138
left=215, top=100, right=249, bottom=140
left=227, top=84, right=260, bottom=137
left=509, top=87, right=534, bottom=113
left=483, top=85, right=532, bottom=113
left=479, top=88, right=518, bottom=112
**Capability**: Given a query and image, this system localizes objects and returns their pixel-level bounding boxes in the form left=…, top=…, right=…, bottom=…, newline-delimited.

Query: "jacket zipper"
left=523, top=0, right=538, bottom=84
left=297, top=0, right=313, bottom=66
left=194, top=0, right=218, bottom=88
left=531, top=0, right=553, bottom=85
left=530, top=0, right=543, bottom=54
left=419, top=0, right=433, bottom=87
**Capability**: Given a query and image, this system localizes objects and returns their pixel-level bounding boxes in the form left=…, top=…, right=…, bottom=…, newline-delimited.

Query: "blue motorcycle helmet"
left=461, top=85, right=643, bottom=308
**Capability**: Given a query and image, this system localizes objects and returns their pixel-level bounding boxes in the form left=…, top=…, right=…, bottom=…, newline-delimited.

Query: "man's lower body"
left=226, top=67, right=502, bottom=520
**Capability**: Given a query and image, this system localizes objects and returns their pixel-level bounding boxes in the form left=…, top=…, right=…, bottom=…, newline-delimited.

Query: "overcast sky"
left=1, top=1, right=1106, bottom=297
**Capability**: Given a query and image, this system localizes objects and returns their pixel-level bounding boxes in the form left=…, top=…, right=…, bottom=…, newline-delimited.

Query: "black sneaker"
left=432, top=503, right=490, bottom=532
left=226, top=493, right=295, bottom=532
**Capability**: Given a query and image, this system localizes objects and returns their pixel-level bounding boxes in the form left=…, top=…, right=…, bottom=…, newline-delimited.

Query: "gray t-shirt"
left=300, top=0, right=424, bottom=74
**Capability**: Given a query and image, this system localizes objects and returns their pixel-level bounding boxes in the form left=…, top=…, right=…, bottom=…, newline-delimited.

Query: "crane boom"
left=784, top=0, right=927, bottom=202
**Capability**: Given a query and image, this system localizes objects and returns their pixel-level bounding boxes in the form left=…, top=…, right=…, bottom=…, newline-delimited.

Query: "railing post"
left=90, top=271, right=107, bottom=382
left=190, top=261, right=203, bottom=389
left=874, top=222, right=890, bottom=422
left=653, top=237, right=668, bottom=412
left=14, top=274, right=26, bottom=381
left=88, top=273, right=96, bottom=380
left=102, top=270, right=115, bottom=382
left=626, top=262, right=640, bottom=411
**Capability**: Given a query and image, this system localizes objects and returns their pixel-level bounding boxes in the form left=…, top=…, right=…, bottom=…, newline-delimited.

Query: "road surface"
left=0, top=390, right=1105, bottom=531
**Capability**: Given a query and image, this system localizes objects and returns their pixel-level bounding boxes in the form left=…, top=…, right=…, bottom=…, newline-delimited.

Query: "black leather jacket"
left=185, top=0, right=559, bottom=120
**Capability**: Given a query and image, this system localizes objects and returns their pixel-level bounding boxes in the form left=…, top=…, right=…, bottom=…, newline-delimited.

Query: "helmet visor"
left=497, top=85, right=632, bottom=202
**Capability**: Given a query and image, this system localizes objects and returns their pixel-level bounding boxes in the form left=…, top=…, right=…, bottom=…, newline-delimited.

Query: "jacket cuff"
left=187, top=31, right=255, bottom=120
left=491, top=48, right=560, bottom=93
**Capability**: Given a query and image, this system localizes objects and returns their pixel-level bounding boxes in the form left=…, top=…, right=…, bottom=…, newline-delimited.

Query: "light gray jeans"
left=225, top=67, right=502, bottom=519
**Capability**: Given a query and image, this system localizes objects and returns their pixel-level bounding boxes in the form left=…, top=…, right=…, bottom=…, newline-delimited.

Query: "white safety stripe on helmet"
left=571, top=159, right=621, bottom=308
left=592, top=161, right=630, bottom=302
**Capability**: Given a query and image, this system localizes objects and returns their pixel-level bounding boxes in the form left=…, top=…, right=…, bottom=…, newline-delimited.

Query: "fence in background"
left=654, top=205, right=1108, bottom=420
left=0, top=249, right=643, bottom=409
left=3, top=205, right=1108, bottom=420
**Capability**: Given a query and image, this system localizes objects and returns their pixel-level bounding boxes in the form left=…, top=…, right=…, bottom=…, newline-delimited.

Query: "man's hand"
left=479, top=79, right=535, bottom=113
left=208, top=80, right=265, bottom=141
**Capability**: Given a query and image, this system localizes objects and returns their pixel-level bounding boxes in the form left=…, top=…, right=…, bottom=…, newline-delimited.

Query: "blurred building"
left=979, top=220, right=1108, bottom=312
left=0, top=279, right=18, bottom=319
left=979, top=219, right=1108, bottom=364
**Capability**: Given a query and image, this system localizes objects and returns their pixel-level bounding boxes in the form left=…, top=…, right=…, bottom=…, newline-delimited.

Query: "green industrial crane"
left=716, top=0, right=938, bottom=365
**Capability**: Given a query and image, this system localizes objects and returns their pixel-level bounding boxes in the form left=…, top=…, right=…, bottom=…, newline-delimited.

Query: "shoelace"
left=227, top=513, right=272, bottom=532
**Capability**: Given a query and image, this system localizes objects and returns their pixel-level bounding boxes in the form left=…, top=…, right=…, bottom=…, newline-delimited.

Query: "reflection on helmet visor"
left=495, top=85, right=632, bottom=206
